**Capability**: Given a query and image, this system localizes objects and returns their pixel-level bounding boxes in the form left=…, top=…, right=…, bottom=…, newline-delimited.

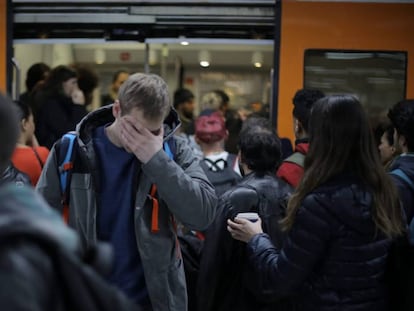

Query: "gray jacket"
left=36, top=105, right=217, bottom=311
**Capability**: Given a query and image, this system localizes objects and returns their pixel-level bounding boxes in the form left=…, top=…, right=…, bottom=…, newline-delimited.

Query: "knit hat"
left=195, top=111, right=227, bottom=143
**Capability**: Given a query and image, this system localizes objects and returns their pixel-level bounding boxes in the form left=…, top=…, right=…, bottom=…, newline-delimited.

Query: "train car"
left=2, top=0, right=414, bottom=142
left=276, top=1, right=414, bottom=142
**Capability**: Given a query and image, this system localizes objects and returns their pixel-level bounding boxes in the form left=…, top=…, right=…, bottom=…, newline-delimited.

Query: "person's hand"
left=71, top=87, right=85, bottom=105
left=30, top=134, right=40, bottom=148
left=227, top=217, right=263, bottom=243
left=119, top=115, right=163, bottom=163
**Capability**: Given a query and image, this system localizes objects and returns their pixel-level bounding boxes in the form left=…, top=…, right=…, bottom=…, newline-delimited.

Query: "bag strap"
left=58, top=131, right=77, bottom=224
left=148, top=138, right=176, bottom=233
left=390, top=168, right=414, bottom=244
left=32, top=147, right=44, bottom=169
left=390, top=168, right=414, bottom=192
left=284, top=152, right=305, bottom=168
left=203, top=157, right=227, bottom=171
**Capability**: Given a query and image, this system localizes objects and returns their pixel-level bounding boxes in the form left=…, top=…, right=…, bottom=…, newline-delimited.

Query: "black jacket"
left=0, top=184, right=139, bottom=311
left=34, top=92, right=87, bottom=149
left=197, top=172, right=293, bottom=311
left=246, top=174, right=391, bottom=311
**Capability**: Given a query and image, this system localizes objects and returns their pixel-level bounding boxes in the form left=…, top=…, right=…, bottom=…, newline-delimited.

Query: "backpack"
left=57, top=131, right=176, bottom=228
left=390, top=168, right=414, bottom=242
left=283, top=151, right=305, bottom=168
left=199, top=153, right=242, bottom=196
left=386, top=168, right=414, bottom=311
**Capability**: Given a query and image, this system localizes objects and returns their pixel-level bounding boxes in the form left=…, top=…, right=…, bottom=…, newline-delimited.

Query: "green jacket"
left=36, top=105, right=217, bottom=311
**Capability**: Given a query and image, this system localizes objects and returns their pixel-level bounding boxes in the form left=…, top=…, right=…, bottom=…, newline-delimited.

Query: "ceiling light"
left=94, top=48, right=106, bottom=64
left=252, top=51, right=263, bottom=68
left=179, top=36, right=189, bottom=46
left=198, top=50, right=211, bottom=68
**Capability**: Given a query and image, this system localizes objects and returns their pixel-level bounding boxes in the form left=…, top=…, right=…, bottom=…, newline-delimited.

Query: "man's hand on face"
left=119, top=115, right=164, bottom=164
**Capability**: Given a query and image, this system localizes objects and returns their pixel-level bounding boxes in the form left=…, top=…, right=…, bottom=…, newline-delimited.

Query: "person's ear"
left=20, top=118, right=28, bottom=132
left=399, top=135, right=407, bottom=148
left=112, top=100, right=122, bottom=119
left=295, top=119, right=303, bottom=134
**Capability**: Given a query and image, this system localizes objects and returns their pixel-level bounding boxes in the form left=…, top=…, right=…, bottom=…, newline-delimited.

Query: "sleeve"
left=35, top=145, right=63, bottom=213
left=245, top=194, right=332, bottom=298
left=197, top=187, right=258, bottom=311
left=0, top=243, right=56, bottom=311
left=143, top=136, right=218, bottom=230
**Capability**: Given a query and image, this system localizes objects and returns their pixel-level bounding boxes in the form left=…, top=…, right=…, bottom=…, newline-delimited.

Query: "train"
left=1, top=0, right=414, bottom=142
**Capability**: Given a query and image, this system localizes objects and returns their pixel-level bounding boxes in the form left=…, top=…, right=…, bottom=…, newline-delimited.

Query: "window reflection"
left=304, top=49, right=407, bottom=124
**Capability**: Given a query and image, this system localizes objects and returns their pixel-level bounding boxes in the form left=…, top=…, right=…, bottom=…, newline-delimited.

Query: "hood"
left=390, top=153, right=414, bottom=182
left=312, top=174, right=377, bottom=236
left=75, top=104, right=181, bottom=147
left=0, top=184, right=80, bottom=254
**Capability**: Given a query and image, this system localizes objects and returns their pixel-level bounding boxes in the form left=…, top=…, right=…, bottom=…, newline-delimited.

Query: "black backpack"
left=200, top=153, right=242, bottom=196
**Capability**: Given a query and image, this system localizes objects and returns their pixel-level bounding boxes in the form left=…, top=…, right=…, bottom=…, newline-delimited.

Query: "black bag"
left=386, top=234, right=414, bottom=311
left=178, top=233, right=204, bottom=311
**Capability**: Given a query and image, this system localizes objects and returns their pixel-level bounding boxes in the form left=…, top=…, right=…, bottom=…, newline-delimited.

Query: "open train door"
left=270, top=0, right=282, bottom=130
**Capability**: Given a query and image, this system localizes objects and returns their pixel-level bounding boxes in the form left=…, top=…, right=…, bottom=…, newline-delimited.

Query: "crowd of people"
left=0, top=61, right=413, bottom=311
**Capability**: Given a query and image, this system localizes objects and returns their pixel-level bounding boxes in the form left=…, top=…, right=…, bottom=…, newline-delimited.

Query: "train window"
left=304, top=49, right=407, bottom=124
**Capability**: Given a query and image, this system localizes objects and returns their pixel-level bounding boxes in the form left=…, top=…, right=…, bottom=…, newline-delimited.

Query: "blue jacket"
left=246, top=174, right=391, bottom=311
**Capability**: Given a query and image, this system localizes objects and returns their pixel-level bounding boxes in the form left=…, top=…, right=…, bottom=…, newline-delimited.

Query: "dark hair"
left=13, top=100, right=32, bottom=121
left=44, top=65, right=77, bottom=96
left=25, top=62, right=50, bottom=91
left=214, top=90, right=229, bottom=106
left=383, top=124, right=395, bottom=146
left=239, top=127, right=281, bottom=174
left=292, top=88, right=325, bottom=133
left=0, top=93, right=19, bottom=173
left=173, top=88, right=194, bottom=109
left=388, top=99, right=414, bottom=152
left=71, top=64, right=99, bottom=106
left=283, top=95, right=403, bottom=237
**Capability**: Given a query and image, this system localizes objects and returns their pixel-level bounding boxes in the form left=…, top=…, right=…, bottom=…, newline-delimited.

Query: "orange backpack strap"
left=148, top=184, right=160, bottom=233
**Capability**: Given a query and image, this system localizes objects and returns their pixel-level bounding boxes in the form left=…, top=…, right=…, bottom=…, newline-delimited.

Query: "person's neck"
left=16, top=136, right=30, bottom=148
left=201, top=141, right=225, bottom=156
left=105, top=123, right=123, bottom=148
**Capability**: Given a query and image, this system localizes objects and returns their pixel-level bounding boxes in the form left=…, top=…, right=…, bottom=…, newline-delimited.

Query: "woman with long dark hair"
left=227, top=95, right=404, bottom=310
left=32, top=65, right=87, bottom=148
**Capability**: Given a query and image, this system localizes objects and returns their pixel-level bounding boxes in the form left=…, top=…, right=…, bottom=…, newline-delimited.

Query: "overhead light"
left=252, top=51, right=263, bottom=68
left=198, top=50, right=211, bottom=68
left=162, top=44, right=169, bottom=57
left=179, top=36, right=189, bottom=46
left=149, top=49, right=158, bottom=65
left=94, top=48, right=106, bottom=64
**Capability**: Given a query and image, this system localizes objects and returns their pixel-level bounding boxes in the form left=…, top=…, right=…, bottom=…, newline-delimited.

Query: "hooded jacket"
left=245, top=174, right=391, bottom=311
left=0, top=184, right=138, bottom=311
left=36, top=105, right=217, bottom=311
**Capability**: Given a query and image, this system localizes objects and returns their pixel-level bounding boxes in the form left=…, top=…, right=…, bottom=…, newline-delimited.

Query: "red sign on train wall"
left=120, top=52, right=131, bottom=61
